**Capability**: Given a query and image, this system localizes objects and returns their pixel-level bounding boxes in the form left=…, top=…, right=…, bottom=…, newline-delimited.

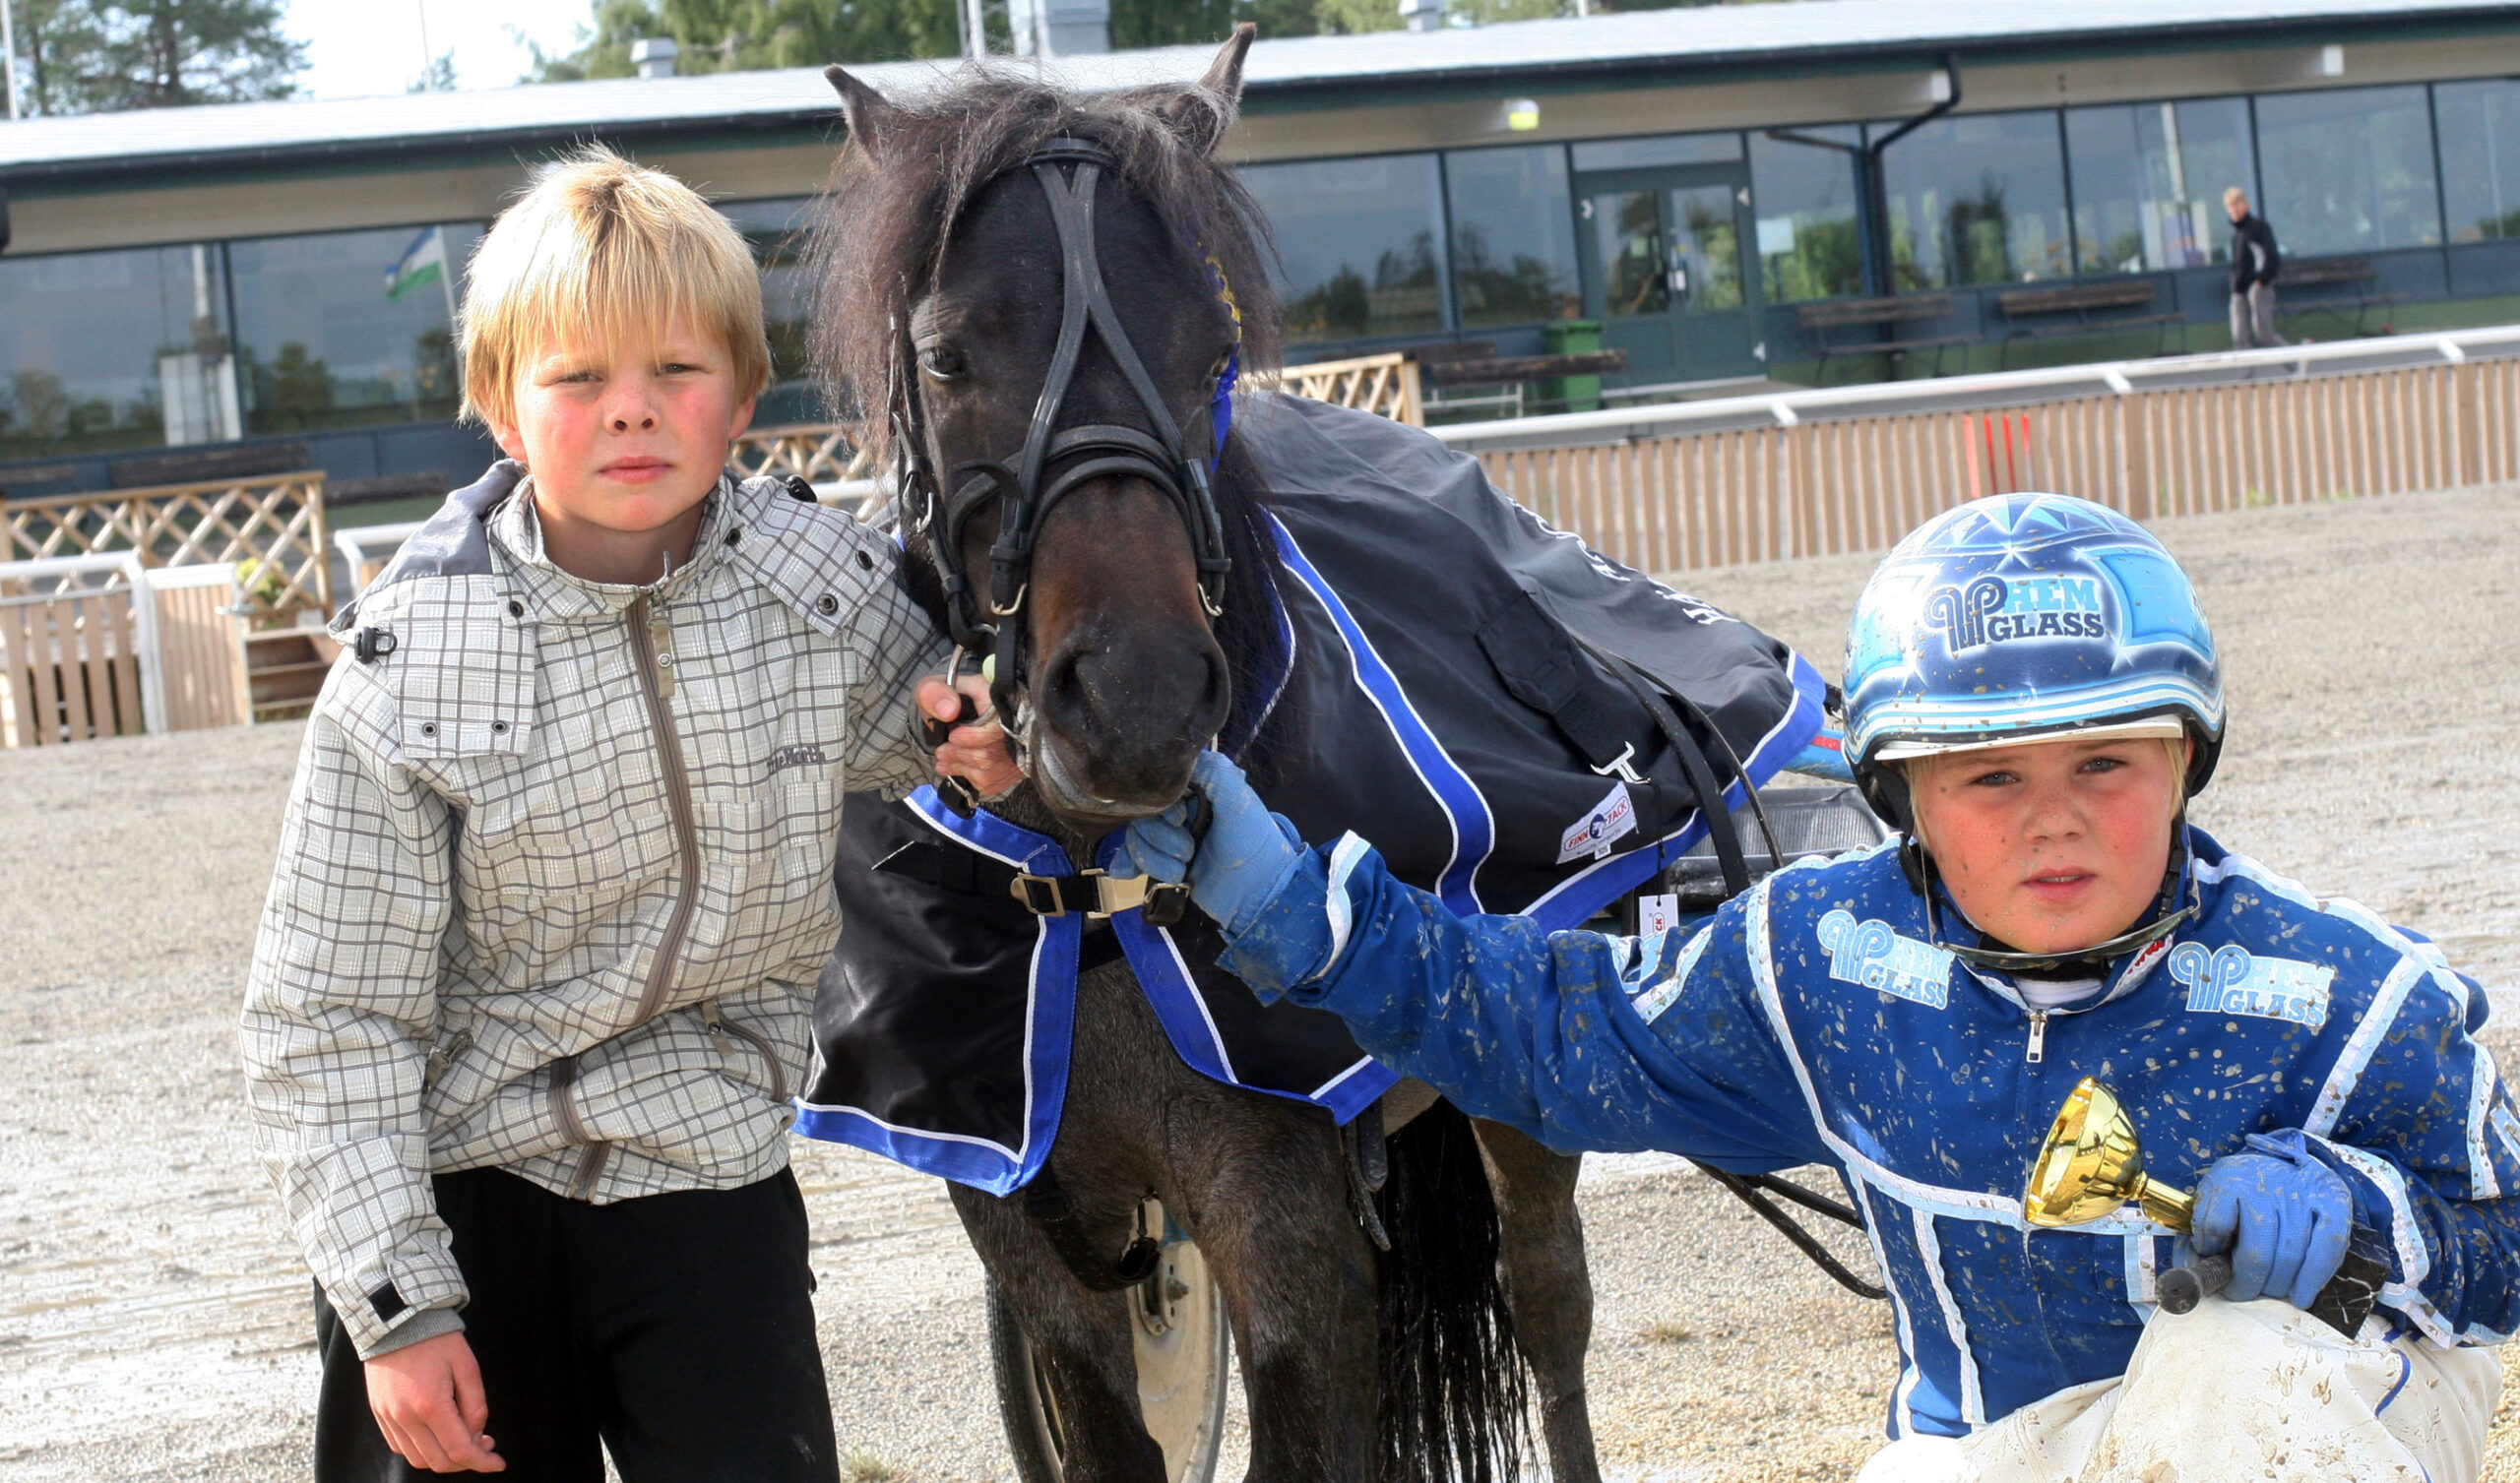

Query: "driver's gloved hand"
left=2188, top=1132, right=2357, bottom=1310
left=1115, top=750, right=1305, bottom=937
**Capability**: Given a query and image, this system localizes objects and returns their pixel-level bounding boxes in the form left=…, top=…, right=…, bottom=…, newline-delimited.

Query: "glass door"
left=1576, top=162, right=1765, bottom=387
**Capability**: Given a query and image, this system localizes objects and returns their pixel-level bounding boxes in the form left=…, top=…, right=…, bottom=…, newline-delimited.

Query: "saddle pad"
left=795, top=393, right=1827, bottom=1193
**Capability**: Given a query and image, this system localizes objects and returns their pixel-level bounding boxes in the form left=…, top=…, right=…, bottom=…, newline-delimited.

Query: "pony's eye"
left=919, top=345, right=967, bottom=381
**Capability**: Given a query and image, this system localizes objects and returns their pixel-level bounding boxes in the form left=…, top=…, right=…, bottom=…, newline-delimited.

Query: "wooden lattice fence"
left=731, top=423, right=870, bottom=485
left=1274, top=352, right=1423, bottom=426
left=1, top=472, right=331, bottom=620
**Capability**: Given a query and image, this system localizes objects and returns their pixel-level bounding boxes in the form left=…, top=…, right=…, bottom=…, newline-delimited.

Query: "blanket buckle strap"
left=1009, top=873, right=1069, bottom=916
left=1007, top=869, right=1193, bottom=926
left=1589, top=741, right=1648, bottom=787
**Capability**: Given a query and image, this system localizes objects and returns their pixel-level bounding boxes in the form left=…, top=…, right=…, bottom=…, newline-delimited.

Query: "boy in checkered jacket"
left=240, top=148, right=1013, bottom=1481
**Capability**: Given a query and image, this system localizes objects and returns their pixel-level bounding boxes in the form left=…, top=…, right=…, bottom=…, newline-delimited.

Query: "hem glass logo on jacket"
left=2169, top=942, right=2333, bottom=1028
left=1925, top=575, right=2109, bottom=651
left=1818, top=908, right=1954, bottom=1009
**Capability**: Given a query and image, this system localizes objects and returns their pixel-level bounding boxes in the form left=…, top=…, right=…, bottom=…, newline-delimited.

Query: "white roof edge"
left=1, top=0, right=2510, bottom=174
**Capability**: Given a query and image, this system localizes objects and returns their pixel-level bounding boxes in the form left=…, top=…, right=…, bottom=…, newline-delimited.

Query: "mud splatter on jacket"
left=1220, top=827, right=2520, bottom=1440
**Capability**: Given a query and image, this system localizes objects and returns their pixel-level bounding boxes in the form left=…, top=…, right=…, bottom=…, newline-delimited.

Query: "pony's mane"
left=807, top=64, right=1284, bottom=442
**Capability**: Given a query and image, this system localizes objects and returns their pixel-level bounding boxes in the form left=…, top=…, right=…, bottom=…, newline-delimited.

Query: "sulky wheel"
left=987, top=1200, right=1229, bottom=1482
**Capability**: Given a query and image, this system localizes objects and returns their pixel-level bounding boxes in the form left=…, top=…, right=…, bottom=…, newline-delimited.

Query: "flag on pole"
left=385, top=227, right=449, bottom=303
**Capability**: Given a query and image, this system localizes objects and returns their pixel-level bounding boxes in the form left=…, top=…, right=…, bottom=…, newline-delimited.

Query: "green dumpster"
left=1541, top=319, right=1604, bottom=413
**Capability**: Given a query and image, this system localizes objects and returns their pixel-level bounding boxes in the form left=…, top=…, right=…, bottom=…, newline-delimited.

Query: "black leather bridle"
left=892, top=135, right=1238, bottom=704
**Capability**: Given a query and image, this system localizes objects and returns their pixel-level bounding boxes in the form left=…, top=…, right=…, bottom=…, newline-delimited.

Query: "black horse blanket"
left=794, top=394, right=1829, bottom=1194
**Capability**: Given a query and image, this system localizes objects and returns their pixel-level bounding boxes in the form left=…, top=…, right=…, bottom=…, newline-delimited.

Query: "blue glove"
left=1115, top=750, right=1305, bottom=937
left=2189, top=1133, right=2356, bottom=1311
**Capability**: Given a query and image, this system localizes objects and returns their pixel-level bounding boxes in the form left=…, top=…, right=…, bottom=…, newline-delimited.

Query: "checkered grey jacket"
left=241, top=463, right=947, bottom=1359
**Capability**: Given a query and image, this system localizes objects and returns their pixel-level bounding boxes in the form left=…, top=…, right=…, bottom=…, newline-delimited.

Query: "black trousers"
left=313, top=1165, right=839, bottom=1483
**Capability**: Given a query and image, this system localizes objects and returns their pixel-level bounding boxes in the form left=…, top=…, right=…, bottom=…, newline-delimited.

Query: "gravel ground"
left=1, top=483, right=2514, bottom=1481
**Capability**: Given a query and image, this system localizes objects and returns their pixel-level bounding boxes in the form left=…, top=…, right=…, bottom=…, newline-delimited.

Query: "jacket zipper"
left=547, top=592, right=699, bottom=1204
left=548, top=1054, right=610, bottom=1199
left=704, top=998, right=790, bottom=1104
left=2025, top=1009, right=2049, bottom=1065
left=626, top=592, right=702, bottom=1028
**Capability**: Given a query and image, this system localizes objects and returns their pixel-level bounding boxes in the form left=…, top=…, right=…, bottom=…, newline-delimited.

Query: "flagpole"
left=435, top=227, right=459, bottom=327
left=3, top=0, right=25, bottom=121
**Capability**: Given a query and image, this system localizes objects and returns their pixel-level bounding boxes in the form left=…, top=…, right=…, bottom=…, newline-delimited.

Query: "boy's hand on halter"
left=1116, top=750, right=1305, bottom=936
left=364, top=1330, right=504, bottom=1472
left=2189, top=1133, right=2357, bottom=1311
left=918, top=673, right=1022, bottom=800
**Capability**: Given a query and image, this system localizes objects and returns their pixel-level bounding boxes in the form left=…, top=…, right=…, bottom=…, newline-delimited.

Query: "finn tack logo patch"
left=2170, top=943, right=2333, bottom=1029
left=1556, top=779, right=1639, bottom=864
left=1817, top=909, right=1954, bottom=1009
left=767, top=743, right=829, bottom=775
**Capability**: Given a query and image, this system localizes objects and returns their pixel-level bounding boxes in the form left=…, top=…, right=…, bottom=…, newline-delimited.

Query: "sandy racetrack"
left=2, top=483, right=2514, bottom=1480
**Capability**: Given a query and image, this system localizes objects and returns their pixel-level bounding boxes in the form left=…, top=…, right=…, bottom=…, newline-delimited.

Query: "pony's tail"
left=1374, top=1100, right=1531, bottom=1483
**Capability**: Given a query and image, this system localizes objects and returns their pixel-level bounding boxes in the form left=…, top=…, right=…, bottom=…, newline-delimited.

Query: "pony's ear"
left=1162, top=23, right=1253, bottom=155
left=1199, top=23, right=1256, bottom=102
left=826, top=65, right=903, bottom=160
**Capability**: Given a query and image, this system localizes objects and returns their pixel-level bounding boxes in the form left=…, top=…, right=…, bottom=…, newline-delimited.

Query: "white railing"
left=1426, top=326, right=2520, bottom=573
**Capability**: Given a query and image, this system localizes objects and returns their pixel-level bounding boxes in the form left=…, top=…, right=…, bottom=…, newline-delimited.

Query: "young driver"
left=1120, top=492, right=2518, bottom=1481
left=241, top=149, right=1011, bottom=1481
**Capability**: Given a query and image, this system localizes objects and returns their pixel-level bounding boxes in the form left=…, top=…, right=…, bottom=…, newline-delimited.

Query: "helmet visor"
left=1872, top=716, right=2186, bottom=764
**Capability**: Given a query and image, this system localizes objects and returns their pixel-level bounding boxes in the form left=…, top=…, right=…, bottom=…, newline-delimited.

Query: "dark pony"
left=808, top=35, right=1599, bottom=1482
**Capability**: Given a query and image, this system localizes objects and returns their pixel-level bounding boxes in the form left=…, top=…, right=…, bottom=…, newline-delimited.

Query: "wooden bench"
left=1993, top=280, right=2186, bottom=366
left=1420, top=350, right=1629, bottom=390
left=2274, top=256, right=2393, bottom=340
left=107, top=441, right=313, bottom=489
left=1795, top=294, right=1965, bottom=383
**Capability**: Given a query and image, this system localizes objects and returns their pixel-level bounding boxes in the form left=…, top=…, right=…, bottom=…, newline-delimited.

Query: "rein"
left=894, top=135, right=1240, bottom=709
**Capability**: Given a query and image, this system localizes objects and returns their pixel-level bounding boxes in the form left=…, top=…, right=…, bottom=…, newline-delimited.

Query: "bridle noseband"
left=894, top=135, right=1239, bottom=698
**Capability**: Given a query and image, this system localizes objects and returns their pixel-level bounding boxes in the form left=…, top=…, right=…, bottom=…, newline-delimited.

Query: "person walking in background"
left=2227, top=187, right=2287, bottom=348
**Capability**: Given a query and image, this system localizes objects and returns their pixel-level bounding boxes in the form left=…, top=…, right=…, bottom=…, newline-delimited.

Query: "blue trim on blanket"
left=788, top=787, right=1080, bottom=1195
left=1090, top=832, right=1402, bottom=1123
left=1267, top=513, right=1497, bottom=916
left=1515, top=649, right=1831, bottom=933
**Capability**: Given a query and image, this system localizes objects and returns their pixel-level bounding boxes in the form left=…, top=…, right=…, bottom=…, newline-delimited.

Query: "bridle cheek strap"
left=900, top=136, right=1235, bottom=691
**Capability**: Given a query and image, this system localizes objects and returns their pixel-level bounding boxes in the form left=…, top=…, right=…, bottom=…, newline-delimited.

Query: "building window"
left=1747, top=125, right=1864, bottom=301
left=0, top=242, right=235, bottom=459
left=2064, top=97, right=2256, bottom=274
left=1241, top=154, right=1447, bottom=345
left=1570, top=132, right=1743, bottom=172
left=722, top=197, right=822, bottom=421
left=1876, top=110, right=2072, bottom=289
left=2255, top=85, right=2442, bottom=255
left=2435, top=79, right=2520, bottom=242
left=1444, top=145, right=1580, bottom=329
left=226, top=222, right=484, bottom=439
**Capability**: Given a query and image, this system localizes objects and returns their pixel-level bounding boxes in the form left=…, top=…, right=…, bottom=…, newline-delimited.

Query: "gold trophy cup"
left=2024, top=1079, right=2195, bottom=1231
left=2023, top=1077, right=2383, bottom=1334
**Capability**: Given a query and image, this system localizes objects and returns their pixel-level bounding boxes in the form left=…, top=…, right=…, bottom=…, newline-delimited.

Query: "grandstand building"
left=4, top=0, right=2518, bottom=507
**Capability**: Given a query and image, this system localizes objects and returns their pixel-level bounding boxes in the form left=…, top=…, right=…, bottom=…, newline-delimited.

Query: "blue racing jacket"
left=1219, top=827, right=2520, bottom=1440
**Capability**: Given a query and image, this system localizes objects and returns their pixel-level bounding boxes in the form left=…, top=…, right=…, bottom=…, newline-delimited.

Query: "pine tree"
left=5, top=0, right=303, bottom=113
left=511, top=0, right=1776, bottom=82
left=6, top=0, right=105, bottom=115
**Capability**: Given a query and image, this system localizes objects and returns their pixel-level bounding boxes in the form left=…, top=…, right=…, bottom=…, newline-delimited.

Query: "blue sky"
left=287, top=0, right=595, bottom=99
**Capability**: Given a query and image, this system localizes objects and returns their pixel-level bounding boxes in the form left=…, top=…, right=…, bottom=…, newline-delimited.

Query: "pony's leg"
left=950, top=1179, right=1169, bottom=1483
left=1172, top=1098, right=1380, bottom=1483
left=1471, top=1118, right=1603, bottom=1483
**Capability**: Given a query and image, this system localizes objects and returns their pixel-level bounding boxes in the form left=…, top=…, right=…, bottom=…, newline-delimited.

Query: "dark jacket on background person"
left=2232, top=214, right=2282, bottom=290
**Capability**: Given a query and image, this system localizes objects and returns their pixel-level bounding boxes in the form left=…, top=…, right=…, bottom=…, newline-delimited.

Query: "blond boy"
left=242, top=148, right=1008, bottom=1480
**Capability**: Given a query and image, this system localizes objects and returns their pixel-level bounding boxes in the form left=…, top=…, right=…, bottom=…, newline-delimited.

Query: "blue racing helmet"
left=1844, top=492, right=2225, bottom=830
